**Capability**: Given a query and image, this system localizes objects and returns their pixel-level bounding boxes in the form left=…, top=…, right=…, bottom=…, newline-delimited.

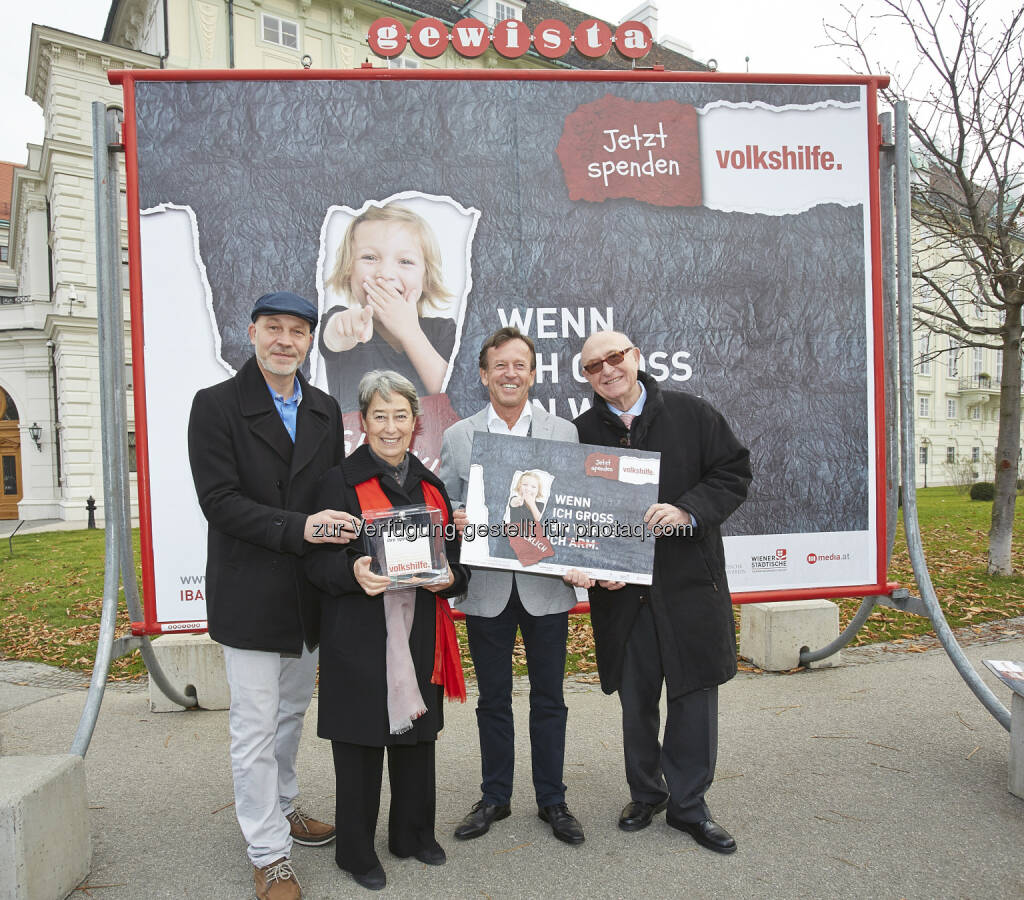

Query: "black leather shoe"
left=392, top=839, right=447, bottom=866
left=538, top=803, right=585, bottom=845
left=414, top=841, right=447, bottom=866
left=667, top=815, right=737, bottom=854
left=618, top=798, right=668, bottom=832
left=454, top=800, right=511, bottom=840
left=350, top=864, right=386, bottom=890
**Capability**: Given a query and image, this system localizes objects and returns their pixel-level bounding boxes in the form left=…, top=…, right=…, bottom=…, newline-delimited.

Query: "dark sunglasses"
left=581, top=347, right=634, bottom=375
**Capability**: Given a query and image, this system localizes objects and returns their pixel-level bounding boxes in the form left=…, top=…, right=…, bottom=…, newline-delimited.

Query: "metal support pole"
left=893, top=101, right=1009, bottom=731
left=801, top=111, right=898, bottom=665
left=72, top=103, right=196, bottom=758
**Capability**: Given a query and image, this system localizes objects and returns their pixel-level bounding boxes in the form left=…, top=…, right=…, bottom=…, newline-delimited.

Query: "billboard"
left=112, top=68, right=888, bottom=633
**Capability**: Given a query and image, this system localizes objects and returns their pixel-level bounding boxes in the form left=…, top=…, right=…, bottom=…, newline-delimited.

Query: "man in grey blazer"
left=440, top=326, right=591, bottom=846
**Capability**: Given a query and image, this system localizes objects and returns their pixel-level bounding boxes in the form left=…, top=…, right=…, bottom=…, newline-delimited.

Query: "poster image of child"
left=504, top=469, right=554, bottom=535
left=312, top=193, right=478, bottom=412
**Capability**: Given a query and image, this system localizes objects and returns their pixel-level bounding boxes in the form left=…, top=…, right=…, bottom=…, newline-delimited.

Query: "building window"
left=970, top=405, right=981, bottom=420
left=496, top=1, right=523, bottom=20
left=947, top=341, right=959, bottom=377
left=973, top=347, right=983, bottom=376
left=262, top=13, right=299, bottom=49
left=128, top=431, right=137, bottom=473
left=124, top=362, right=134, bottom=392
left=946, top=446, right=955, bottom=464
left=946, top=399, right=957, bottom=418
left=916, top=334, right=930, bottom=374
left=972, top=446, right=980, bottom=463
left=121, top=247, right=130, bottom=291
left=995, top=352, right=1002, bottom=384
left=0, top=245, right=7, bottom=263
left=389, top=56, right=419, bottom=69
left=919, top=445, right=928, bottom=465
left=918, top=396, right=929, bottom=418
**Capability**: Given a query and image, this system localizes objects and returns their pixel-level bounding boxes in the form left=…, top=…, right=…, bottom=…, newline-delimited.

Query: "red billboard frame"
left=110, top=66, right=891, bottom=635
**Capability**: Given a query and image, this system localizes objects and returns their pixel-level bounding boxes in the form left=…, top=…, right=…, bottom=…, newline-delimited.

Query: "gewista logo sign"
left=367, top=17, right=653, bottom=61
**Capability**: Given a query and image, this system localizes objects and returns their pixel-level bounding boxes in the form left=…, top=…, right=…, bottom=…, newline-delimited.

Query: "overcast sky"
left=1, top=0, right=1019, bottom=163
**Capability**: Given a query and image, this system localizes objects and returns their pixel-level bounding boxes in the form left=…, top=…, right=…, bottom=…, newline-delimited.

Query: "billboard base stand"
left=0, top=755, right=91, bottom=899
left=148, top=634, right=226, bottom=713
left=740, top=599, right=841, bottom=671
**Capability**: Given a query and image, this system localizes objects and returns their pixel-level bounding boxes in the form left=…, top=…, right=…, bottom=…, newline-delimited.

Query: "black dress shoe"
left=618, top=798, right=668, bottom=832
left=667, top=815, right=737, bottom=854
left=454, top=799, right=511, bottom=840
left=349, top=864, right=387, bottom=890
left=391, top=839, right=447, bottom=866
left=538, top=803, right=585, bottom=845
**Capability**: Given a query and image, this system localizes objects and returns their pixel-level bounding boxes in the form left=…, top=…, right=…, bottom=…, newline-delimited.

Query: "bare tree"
left=827, top=0, right=1024, bottom=574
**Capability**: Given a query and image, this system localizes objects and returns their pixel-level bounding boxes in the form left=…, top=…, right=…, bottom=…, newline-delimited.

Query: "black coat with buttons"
left=187, top=355, right=344, bottom=654
left=574, top=372, right=752, bottom=699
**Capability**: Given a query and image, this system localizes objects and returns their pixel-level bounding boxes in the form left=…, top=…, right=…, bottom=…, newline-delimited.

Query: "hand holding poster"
left=460, top=433, right=661, bottom=585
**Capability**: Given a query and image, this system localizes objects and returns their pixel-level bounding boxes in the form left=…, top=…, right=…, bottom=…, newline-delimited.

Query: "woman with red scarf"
left=305, top=370, right=469, bottom=892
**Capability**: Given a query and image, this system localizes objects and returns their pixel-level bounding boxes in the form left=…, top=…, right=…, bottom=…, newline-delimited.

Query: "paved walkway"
left=2, top=629, right=1023, bottom=899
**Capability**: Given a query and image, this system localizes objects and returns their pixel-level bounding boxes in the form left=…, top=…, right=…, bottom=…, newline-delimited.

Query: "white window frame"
left=946, top=399, right=957, bottom=419
left=261, top=12, right=299, bottom=50
left=388, top=55, right=420, bottom=69
left=918, top=395, right=929, bottom=418
left=946, top=446, right=955, bottom=464
left=971, top=446, right=980, bottom=463
left=495, top=1, right=524, bottom=21
left=916, top=333, right=931, bottom=375
left=973, top=347, right=983, bottom=377
left=919, top=445, right=928, bottom=465
left=970, top=405, right=981, bottom=420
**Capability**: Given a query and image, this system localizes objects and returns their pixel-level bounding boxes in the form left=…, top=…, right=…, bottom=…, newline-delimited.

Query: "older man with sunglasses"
left=573, top=330, right=751, bottom=854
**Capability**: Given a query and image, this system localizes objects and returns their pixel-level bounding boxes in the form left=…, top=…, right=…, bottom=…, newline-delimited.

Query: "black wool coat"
left=305, top=445, right=470, bottom=747
left=574, top=371, right=752, bottom=699
left=187, top=356, right=344, bottom=654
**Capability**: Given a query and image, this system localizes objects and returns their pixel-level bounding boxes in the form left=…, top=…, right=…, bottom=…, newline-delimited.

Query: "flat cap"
left=250, top=291, right=318, bottom=329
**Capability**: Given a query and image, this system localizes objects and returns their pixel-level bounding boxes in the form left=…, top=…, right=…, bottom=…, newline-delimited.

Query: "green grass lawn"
left=1, top=486, right=1020, bottom=679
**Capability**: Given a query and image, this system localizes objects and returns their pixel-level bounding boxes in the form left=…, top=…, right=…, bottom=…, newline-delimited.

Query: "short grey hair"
left=357, top=370, right=421, bottom=418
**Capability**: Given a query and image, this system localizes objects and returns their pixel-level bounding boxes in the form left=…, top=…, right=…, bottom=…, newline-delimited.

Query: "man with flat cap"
left=188, top=291, right=358, bottom=900
left=574, top=329, right=751, bottom=855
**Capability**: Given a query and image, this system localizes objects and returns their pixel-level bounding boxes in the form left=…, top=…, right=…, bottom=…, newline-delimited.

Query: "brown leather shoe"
left=254, top=857, right=301, bottom=900
left=286, top=808, right=336, bottom=846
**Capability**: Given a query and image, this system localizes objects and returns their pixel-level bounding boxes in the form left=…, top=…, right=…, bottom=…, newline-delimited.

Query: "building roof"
left=0, top=162, right=23, bottom=222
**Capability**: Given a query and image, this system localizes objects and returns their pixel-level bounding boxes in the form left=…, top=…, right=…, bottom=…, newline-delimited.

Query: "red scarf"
left=354, top=475, right=466, bottom=704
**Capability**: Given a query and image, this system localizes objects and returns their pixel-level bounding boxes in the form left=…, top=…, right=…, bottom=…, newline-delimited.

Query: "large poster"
left=116, top=71, right=887, bottom=632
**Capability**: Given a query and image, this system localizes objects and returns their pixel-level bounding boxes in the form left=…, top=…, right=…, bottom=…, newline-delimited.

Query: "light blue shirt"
left=607, top=382, right=647, bottom=418
left=267, top=377, right=302, bottom=442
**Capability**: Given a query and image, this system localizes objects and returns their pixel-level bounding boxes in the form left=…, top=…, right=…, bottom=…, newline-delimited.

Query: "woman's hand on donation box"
left=354, top=556, right=392, bottom=596
left=425, top=564, right=456, bottom=593
left=563, top=568, right=595, bottom=589
left=452, top=507, right=468, bottom=538
left=323, top=305, right=373, bottom=352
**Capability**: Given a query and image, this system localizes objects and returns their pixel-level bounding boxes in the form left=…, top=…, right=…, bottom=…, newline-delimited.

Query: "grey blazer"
left=439, top=404, right=579, bottom=617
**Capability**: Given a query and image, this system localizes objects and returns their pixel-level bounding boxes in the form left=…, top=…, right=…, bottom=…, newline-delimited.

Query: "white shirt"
left=486, top=402, right=532, bottom=437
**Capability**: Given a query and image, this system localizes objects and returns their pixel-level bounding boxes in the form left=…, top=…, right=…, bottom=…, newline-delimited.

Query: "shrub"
left=969, top=481, right=995, bottom=501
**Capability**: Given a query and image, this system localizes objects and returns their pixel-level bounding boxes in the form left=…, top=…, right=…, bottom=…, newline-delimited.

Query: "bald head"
left=580, top=330, right=642, bottom=410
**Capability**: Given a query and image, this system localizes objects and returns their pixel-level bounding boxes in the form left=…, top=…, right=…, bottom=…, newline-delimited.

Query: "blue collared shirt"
left=607, top=381, right=647, bottom=418
left=267, top=377, right=302, bottom=442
